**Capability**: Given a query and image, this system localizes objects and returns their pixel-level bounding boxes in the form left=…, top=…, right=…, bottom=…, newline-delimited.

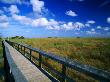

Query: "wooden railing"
left=2, top=41, right=15, bottom=82
left=5, top=40, right=110, bottom=82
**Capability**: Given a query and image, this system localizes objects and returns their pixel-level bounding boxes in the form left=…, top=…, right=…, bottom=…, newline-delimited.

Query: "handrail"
left=6, top=40, right=110, bottom=82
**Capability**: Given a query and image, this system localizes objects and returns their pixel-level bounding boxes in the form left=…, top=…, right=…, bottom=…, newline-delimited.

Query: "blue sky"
left=0, top=0, right=110, bottom=38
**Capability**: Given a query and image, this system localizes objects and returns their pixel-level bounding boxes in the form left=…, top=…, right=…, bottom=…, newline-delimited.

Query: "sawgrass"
left=0, top=39, right=4, bottom=82
left=11, top=38, right=110, bottom=81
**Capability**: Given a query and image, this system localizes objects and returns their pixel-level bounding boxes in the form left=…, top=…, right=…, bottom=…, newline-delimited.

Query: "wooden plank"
left=4, top=41, right=51, bottom=82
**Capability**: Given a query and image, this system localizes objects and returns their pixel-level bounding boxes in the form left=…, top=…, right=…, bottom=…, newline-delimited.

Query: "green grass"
left=0, top=39, right=5, bottom=82
left=11, top=38, right=110, bottom=81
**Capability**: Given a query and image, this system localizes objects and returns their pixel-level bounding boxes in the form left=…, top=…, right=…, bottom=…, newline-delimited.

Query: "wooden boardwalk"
left=4, top=41, right=51, bottom=82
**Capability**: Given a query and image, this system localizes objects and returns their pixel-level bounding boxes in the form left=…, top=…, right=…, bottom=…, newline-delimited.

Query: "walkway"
left=4, top=41, right=51, bottom=82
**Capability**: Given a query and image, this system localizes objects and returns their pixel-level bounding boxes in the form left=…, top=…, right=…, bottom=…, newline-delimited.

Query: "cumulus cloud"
left=62, top=22, right=73, bottom=30
left=84, top=20, right=95, bottom=27
left=32, top=18, right=61, bottom=30
left=75, top=22, right=84, bottom=28
left=11, top=12, right=85, bottom=31
left=9, top=5, right=19, bottom=14
left=65, top=10, right=77, bottom=17
left=0, top=0, right=29, bottom=4
left=61, top=22, right=84, bottom=30
left=0, top=15, right=8, bottom=22
left=0, top=10, right=4, bottom=14
left=32, top=18, right=48, bottom=27
left=86, top=28, right=97, bottom=34
left=86, top=31, right=96, bottom=34
left=85, top=23, right=90, bottom=27
left=12, top=14, right=32, bottom=25
left=12, top=14, right=59, bottom=28
left=0, top=15, right=9, bottom=28
left=86, top=28, right=96, bottom=34
left=97, top=26, right=102, bottom=29
left=30, top=0, right=44, bottom=13
left=10, top=8, right=86, bottom=31
left=0, top=0, right=21, bottom=4
left=87, top=20, right=95, bottom=24
left=91, top=28, right=95, bottom=31
left=0, top=22, right=9, bottom=28
left=1, top=3, right=87, bottom=31
left=104, top=27, right=110, bottom=31
left=107, top=17, right=110, bottom=23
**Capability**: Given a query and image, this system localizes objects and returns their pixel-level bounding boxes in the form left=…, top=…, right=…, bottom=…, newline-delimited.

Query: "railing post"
left=39, top=53, right=42, bottom=68
left=18, top=44, right=19, bottom=51
left=24, top=46, right=25, bottom=55
left=11, top=43, right=14, bottom=47
left=30, top=49, right=32, bottom=61
left=61, top=64, right=66, bottom=82
left=20, top=45, right=21, bottom=52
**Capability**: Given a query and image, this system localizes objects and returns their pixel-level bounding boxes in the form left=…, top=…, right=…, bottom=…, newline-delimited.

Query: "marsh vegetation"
left=11, top=38, right=110, bottom=81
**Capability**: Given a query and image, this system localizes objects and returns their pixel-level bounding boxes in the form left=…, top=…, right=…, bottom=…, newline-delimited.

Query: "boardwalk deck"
left=4, top=41, right=51, bottom=82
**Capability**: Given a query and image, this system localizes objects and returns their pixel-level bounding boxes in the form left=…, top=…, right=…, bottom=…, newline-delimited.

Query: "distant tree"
left=11, top=36, right=25, bottom=39
left=76, top=36, right=80, bottom=38
left=20, top=36, right=24, bottom=39
left=48, top=37, right=52, bottom=38
left=15, top=36, right=20, bottom=39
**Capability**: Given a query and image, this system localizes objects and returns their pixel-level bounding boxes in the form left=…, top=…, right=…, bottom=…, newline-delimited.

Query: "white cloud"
left=84, top=20, right=95, bottom=27
left=12, top=14, right=32, bottom=25
left=85, top=23, right=90, bottom=27
left=74, top=22, right=84, bottom=28
left=32, top=18, right=60, bottom=30
left=0, top=0, right=21, bottom=4
left=0, top=15, right=9, bottom=28
left=62, top=22, right=84, bottom=30
left=0, top=0, right=29, bottom=4
left=30, top=0, right=44, bottom=13
left=86, top=28, right=96, bottom=34
left=48, top=19, right=59, bottom=26
left=9, top=5, right=19, bottom=14
left=62, top=22, right=73, bottom=30
left=0, top=10, right=4, bottom=14
left=12, top=14, right=84, bottom=31
left=91, top=28, right=95, bottom=31
left=96, top=26, right=110, bottom=31
left=12, top=14, right=60, bottom=29
left=87, top=20, right=95, bottom=24
left=86, top=31, right=96, bottom=34
left=0, top=15, right=8, bottom=22
left=65, top=10, right=77, bottom=17
left=32, top=18, right=48, bottom=27
left=0, top=22, right=9, bottom=28
left=104, top=27, right=110, bottom=31
left=97, top=26, right=102, bottom=29
left=46, top=25, right=60, bottom=30
left=107, top=17, right=110, bottom=23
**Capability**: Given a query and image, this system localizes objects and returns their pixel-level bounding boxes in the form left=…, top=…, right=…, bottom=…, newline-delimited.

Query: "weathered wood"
left=3, top=41, right=51, bottom=82
left=6, top=40, right=110, bottom=82
left=39, top=53, right=42, bottom=68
